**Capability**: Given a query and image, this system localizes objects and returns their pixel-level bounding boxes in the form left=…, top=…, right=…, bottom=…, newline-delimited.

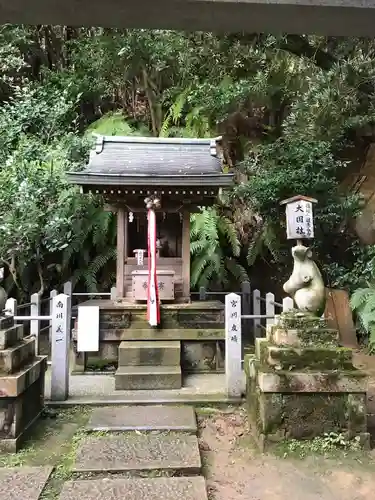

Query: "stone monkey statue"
left=283, top=244, right=326, bottom=317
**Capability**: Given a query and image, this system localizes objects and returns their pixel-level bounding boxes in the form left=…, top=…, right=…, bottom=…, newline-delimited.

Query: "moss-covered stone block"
left=263, top=345, right=353, bottom=371
left=246, top=317, right=369, bottom=450
left=347, top=393, right=367, bottom=435
left=248, top=387, right=369, bottom=449
left=258, top=369, right=367, bottom=393
left=277, top=312, right=328, bottom=331
left=270, top=326, right=339, bottom=348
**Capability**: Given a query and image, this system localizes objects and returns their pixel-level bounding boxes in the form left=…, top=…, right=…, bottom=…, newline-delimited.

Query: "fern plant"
left=190, top=207, right=249, bottom=290
left=350, top=286, right=375, bottom=352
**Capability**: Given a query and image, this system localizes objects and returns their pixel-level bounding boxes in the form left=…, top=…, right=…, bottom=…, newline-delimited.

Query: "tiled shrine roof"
left=68, top=135, right=233, bottom=187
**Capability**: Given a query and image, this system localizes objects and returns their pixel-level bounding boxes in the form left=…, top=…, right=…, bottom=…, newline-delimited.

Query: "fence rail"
left=2, top=280, right=297, bottom=400
left=5, top=280, right=294, bottom=359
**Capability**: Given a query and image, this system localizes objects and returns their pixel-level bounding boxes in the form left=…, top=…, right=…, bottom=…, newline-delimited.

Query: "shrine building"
left=67, top=135, right=234, bottom=390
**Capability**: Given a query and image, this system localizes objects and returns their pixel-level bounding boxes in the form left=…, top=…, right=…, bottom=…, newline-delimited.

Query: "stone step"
left=257, top=341, right=354, bottom=371
left=0, top=336, right=35, bottom=374
left=115, top=365, right=182, bottom=390
left=0, top=324, right=24, bottom=349
left=86, top=405, right=197, bottom=433
left=59, top=477, right=208, bottom=500
left=0, top=315, right=14, bottom=330
left=118, top=340, right=180, bottom=367
left=101, top=328, right=224, bottom=342
left=73, top=433, right=201, bottom=474
left=0, top=356, right=47, bottom=397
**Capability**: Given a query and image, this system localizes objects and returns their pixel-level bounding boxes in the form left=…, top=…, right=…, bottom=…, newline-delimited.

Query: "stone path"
left=66, top=405, right=207, bottom=499
left=59, top=477, right=207, bottom=500
left=0, top=467, right=53, bottom=500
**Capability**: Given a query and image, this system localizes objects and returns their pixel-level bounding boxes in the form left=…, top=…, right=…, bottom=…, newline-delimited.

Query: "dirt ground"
left=3, top=349, right=375, bottom=499
left=194, top=351, right=375, bottom=500
left=198, top=407, right=375, bottom=500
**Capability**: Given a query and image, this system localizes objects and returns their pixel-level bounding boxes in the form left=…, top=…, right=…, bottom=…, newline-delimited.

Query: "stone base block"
left=0, top=356, right=47, bottom=397
left=115, top=366, right=182, bottom=390
left=0, top=373, right=45, bottom=452
left=0, top=336, right=35, bottom=374
left=256, top=338, right=353, bottom=371
left=118, top=340, right=181, bottom=367
left=245, top=350, right=369, bottom=450
left=0, top=315, right=14, bottom=330
left=248, top=388, right=369, bottom=450
left=0, top=324, right=24, bottom=350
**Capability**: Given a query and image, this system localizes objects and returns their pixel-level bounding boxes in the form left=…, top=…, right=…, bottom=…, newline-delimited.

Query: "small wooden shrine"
left=68, top=135, right=233, bottom=390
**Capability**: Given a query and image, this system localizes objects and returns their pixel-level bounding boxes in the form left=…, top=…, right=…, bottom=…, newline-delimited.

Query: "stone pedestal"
left=245, top=312, right=369, bottom=450
left=0, top=315, right=47, bottom=452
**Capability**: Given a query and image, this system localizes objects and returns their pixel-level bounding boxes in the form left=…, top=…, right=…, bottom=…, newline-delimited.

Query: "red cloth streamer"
left=147, top=208, right=160, bottom=326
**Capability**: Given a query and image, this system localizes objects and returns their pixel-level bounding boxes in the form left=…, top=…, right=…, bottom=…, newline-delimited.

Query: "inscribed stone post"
left=225, top=293, right=242, bottom=397
left=51, top=293, right=70, bottom=401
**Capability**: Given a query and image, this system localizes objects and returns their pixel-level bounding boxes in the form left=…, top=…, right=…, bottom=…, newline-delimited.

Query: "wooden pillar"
left=116, top=207, right=126, bottom=298
left=182, top=209, right=191, bottom=302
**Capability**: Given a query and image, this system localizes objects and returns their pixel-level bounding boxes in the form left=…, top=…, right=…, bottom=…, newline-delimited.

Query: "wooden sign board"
left=77, top=305, right=100, bottom=352
left=285, top=199, right=314, bottom=240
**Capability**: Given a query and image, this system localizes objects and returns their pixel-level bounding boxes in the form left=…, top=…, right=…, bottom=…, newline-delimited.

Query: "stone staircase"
left=115, top=341, right=182, bottom=390
left=59, top=405, right=207, bottom=500
left=0, top=315, right=47, bottom=452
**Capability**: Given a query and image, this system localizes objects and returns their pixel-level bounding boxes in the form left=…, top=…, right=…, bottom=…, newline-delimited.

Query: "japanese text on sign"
left=226, top=296, right=241, bottom=344
left=285, top=199, right=314, bottom=240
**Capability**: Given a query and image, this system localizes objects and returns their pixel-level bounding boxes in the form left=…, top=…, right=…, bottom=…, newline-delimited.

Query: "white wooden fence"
left=4, top=283, right=294, bottom=399
left=3, top=293, right=71, bottom=401
left=4, top=282, right=117, bottom=357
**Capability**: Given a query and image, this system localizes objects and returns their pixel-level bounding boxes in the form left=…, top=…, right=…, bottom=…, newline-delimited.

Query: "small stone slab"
left=0, top=466, right=52, bottom=500
left=59, top=477, right=208, bottom=500
left=86, top=405, right=197, bottom=433
left=73, top=433, right=201, bottom=473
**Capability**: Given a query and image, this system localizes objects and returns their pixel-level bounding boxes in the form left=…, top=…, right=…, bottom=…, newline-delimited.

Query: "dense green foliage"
left=1, top=26, right=375, bottom=308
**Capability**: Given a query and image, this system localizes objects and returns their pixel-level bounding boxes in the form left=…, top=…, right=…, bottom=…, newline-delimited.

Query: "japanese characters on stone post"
left=51, top=293, right=69, bottom=401
left=225, top=293, right=242, bottom=397
left=281, top=195, right=317, bottom=240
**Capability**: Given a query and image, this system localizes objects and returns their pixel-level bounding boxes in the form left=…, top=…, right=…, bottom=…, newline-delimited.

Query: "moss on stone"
left=279, top=312, right=327, bottom=331
left=85, top=358, right=117, bottom=370
left=295, top=327, right=339, bottom=348
left=266, top=346, right=353, bottom=371
left=347, top=394, right=367, bottom=435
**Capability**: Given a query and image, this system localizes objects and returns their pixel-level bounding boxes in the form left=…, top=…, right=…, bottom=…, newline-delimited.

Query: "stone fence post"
left=51, top=293, right=70, bottom=401
left=225, top=292, right=242, bottom=397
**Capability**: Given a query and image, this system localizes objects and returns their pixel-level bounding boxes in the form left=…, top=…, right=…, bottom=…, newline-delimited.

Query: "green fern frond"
left=217, top=216, right=240, bottom=257
left=225, top=257, right=249, bottom=284
left=88, top=247, right=116, bottom=276
left=190, top=252, right=211, bottom=288
left=247, top=233, right=264, bottom=266
left=190, top=239, right=208, bottom=255
left=350, top=287, right=375, bottom=311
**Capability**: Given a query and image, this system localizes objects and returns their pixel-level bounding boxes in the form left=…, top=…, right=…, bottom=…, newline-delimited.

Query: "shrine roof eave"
left=67, top=172, right=234, bottom=187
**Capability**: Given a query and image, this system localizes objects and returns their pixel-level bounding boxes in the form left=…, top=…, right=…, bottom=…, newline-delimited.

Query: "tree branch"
left=280, top=35, right=337, bottom=71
